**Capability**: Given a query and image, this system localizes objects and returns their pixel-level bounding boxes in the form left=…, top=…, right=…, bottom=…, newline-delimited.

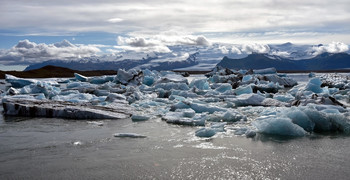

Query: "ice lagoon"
left=1, top=68, right=350, bottom=179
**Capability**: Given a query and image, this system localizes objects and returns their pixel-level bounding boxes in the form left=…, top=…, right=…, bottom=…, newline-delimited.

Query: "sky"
left=0, top=0, right=350, bottom=70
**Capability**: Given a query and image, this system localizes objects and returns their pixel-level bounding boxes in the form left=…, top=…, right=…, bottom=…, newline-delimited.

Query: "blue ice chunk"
left=308, top=72, right=316, bottom=78
left=131, top=114, right=150, bottom=121
left=210, top=122, right=227, bottom=132
left=328, top=114, right=350, bottom=134
left=284, top=108, right=315, bottom=132
left=195, top=128, right=216, bottom=137
left=170, top=101, right=191, bottom=111
left=242, top=75, right=253, bottom=82
left=143, top=76, right=155, bottom=86
left=238, top=69, right=248, bottom=74
left=74, top=73, right=89, bottom=82
left=189, top=79, right=210, bottom=90
left=321, top=109, right=340, bottom=114
left=231, top=94, right=266, bottom=107
left=234, top=85, right=253, bottom=95
left=5, top=74, right=36, bottom=88
left=305, top=77, right=323, bottom=93
left=222, top=110, right=247, bottom=122
left=301, top=108, right=332, bottom=132
left=273, top=94, right=295, bottom=102
left=253, top=117, right=306, bottom=136
left=215, top=83, right=232, bottom=93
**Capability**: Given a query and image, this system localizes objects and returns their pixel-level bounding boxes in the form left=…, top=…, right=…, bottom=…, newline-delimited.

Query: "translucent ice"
left=189, top=79, right=210, bottom=90
left=253, top=117, right=307, bottom=136
left=74, top=73, right=90, bottom=82
left=195, top=128, right=216, bottom=137
left=234, top=85, right=252, bottom=95
left=305, top=77, right=323, bottom=93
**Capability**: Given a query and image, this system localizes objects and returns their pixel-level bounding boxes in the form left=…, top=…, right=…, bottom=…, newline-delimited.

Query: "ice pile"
left=2, top=67, right=350, bottom=138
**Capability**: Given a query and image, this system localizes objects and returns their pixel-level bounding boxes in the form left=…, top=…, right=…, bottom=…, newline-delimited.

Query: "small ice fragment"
left=131, top=114, right=150, bottom=122
left=245, top=129, right=256, bottom=138
left=87, top=121, right=104, bottom=126
left=73, top=141, right=83, bottom=146
left=195, top=128, right=216, bottom=137
left=114, top=133, right=147, bottom=138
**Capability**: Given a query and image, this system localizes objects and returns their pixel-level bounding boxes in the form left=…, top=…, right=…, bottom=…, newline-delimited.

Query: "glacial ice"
left=253, top=117, right=307, bottom=137
left=3, top=67, right=350, bottom=139
left=74, top=73, right=90, bottom=82
left=195, top=127, right=216, bottom=137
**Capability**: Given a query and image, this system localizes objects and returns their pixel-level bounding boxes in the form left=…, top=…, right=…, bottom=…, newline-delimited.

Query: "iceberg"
left=253, top=117, right=307, bottom=136
left=2, top=97, right=131, bottom=119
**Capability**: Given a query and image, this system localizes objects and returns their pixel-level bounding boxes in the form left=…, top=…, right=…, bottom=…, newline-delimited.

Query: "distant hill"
left=0, top=65, right=117, bottom=79
left=25, top=52, right=199, bottom=71
left=217, top=53, right=350, bottom=70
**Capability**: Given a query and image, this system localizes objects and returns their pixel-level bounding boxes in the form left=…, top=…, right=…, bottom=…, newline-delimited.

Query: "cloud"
left=0, top=39, right=100, bottom=65
left=241, top=43, right=270, bottom=54
left=116, top=34, right=210, bottom=53
left=310, top=42, right=349, bottom=56
left=218, top=46, right=229, bottom=54
left=1, top=0, right=349, bottom=44
left=106, top=18, right=124, bottom=23
left=230, top=46, right=242, bottom=54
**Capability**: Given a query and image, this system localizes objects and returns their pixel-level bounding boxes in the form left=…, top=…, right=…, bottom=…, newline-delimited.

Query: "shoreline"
left=2, top=65, right=350, bottom=79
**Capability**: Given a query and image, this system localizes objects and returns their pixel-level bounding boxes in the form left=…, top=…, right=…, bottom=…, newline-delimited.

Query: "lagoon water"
left=1, top=75, right=350, bottom=179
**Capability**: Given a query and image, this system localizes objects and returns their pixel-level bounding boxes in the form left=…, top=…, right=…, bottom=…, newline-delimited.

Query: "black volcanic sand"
left=0, top=65, right=117, bottom=79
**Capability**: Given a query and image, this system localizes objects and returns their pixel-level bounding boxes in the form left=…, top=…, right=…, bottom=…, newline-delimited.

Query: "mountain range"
left=217, top=53, right=350, bottom=70
left=23, top=43, right=350, bottom=71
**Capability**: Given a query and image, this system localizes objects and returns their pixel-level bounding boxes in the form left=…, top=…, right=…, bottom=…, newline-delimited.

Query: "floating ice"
left=189, top=79, right=210, bottom=90
left=114, top=133, right=147, bottom=138
left=2, top=97, right=131, bottom=119
left=215, top=83, right=232, bottom=93
left=234, top=85, right=252, bottom=95
left=74, top=73, right=90, bottom=82
left=195, top=128, right=216, bottom=137
left=253, top=117, right=307, bottom=136
left=131, top=114, right=151, bottom=121
left=305, top=77, right=323, bottom=93
left=253, top=67, right=277, bottom=74
left=5, top=74, right=59, bottom=88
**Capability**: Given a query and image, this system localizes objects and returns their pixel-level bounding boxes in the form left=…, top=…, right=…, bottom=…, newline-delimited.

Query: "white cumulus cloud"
left=241, top=43, right=270, bottom=54
left=311, top=42, right=349, bottom=56
left=0, top=39, right=100, bottom=65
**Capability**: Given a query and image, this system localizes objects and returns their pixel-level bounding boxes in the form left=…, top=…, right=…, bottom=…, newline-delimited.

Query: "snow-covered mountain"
left=25, top=42, right=349, bottom=71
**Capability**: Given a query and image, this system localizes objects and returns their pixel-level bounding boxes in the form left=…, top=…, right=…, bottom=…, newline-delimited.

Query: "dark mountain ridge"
left=217, top=53, right=350, bottom=70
